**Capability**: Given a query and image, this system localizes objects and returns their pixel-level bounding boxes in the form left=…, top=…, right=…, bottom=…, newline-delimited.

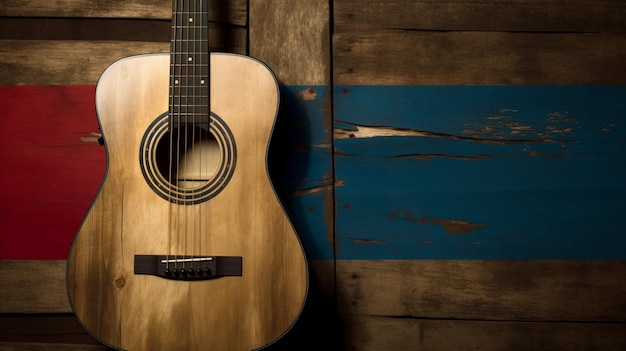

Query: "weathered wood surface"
left=0, top=314, right=100, bottom=345
left=337, top=260, right=626, bottom=321
left=0, top=261, right=70, bottom=313
left=334, top=0, right=626, bottom=32
left=0, top=343, right=106, bottom=351
left=2, top=1, right=336, bottom=349
left=0, top=0, right=247, bottom=25
left=248, top=0, right=335, bottom=315
left=332, top=1, right=626, bottom=350
left=334, top=31, right=626, bottom=85
left=249, top=0, right=331, bottom=86
left=333, top=86, right=626, bottom=260
left=342, top=315, right=626, bottom=351
left=1, top=37, right=245, bottom=85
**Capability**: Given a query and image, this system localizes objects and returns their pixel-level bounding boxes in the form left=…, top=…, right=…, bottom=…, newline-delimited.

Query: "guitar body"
left=67, top=53, right=308, bottom=350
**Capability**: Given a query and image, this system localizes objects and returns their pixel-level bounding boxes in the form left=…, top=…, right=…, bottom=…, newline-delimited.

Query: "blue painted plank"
left=334, top=86, right=626, bottom=259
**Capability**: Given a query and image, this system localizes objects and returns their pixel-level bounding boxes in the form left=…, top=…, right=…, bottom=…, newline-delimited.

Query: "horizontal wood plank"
left=337, top=260, right=626, bottom=321
left=333, top=86, right=626, bottom=260
left=0, top=0, right=247, bottom=26
left=0, top=343, right=106, bottom=351
left=333, top=31, right=626, bottom=85
left=0, top=261, right=70, bottom=313
left=0, top=314, right=98, bottom=345
left=0, top=37, right=245, bottom=85
left=334, top=0, right=626, bottom=33
left=0, top=18, right=171, bottom=42
left=342, top=315, right=626, bottom=351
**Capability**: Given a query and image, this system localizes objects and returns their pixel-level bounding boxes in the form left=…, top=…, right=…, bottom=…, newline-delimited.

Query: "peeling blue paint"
left=334, top=86, right=626, bottom=259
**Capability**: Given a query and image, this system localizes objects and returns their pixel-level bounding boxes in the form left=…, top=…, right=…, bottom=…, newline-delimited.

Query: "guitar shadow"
left=267, top=86, right=341, bottom=351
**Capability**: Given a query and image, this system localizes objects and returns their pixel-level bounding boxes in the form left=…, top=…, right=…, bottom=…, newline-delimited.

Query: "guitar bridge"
left=134, top=255, right=242, bottom=281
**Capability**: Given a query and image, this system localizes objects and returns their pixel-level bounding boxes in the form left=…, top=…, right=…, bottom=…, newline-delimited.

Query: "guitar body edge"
left=66, top=53, right=308, bottom=351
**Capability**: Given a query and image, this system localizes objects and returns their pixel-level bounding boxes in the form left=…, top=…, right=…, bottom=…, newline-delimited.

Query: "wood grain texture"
left=66, top=53, right=307, bottom=350
left=0, top=261, right=70, bottom=313
left=249, top=0, right=331, bottom=86
left=333, top=86, right=626, bottom=260
left=0, top=343, right=106, bottom=351
left=0, top=0, right=247, bottom=25
left=334, top=31, right=626, bottom=85
left=337, top=260, right=626, bottom=321
left=0, top=314, right=100, bottom=345
left=0, top=37, right=245, bottom=85
left=341, top=315, right=626, bottom=351
left=334, top=0, right=626, bottom=32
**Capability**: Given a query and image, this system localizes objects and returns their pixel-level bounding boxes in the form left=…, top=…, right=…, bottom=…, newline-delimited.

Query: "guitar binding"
left=134, top=255, right=242, bottom=281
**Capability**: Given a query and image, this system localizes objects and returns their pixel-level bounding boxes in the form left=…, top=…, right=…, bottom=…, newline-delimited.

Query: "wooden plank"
left=248, top=3, right=337, bottom=346
left=0, top=261, right=70, bottom=313
left=248, top=1, right=333, bottom=256
left=333, top=31, right=626, bottom=85
left=336, top=260, right=626, bottom=321
left=0, top=314, right=97, bottom=345
left=0, top=343, right=106, bottom=351
left=249, top=0, right=331, bottom=86
left=0, top=0, right=247, bottom=25
left=0, top=18, right=171, bottom=42
left=342, top=315, right=626, bottom=351
left=0, top=86, right=104, bottom=260
left=333, top=86, right=626, bottom=260
left=334, top=0, right=626, bottom=32
left=0, top=37, right=245, bottom=85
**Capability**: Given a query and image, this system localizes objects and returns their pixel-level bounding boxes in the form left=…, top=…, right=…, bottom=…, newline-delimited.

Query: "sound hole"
left=154, top=125, right=220, bottom=190
left=140, top=112, right=237, bottom=205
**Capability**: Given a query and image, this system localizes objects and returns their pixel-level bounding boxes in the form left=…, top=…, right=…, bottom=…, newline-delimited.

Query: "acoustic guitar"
left=66, top=1, right=308, bottom=350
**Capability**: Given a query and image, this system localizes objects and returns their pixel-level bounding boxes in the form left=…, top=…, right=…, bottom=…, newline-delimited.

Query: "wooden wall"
left=333, top=0, right=626, bottom=350
left=2, top=0, right=626, bottom=350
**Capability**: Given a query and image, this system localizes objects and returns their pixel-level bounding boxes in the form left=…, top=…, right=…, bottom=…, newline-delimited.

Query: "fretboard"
left=170, top=0, right=210, bottom=126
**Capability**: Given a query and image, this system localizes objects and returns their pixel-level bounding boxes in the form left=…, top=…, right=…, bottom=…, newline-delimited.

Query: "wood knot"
left=115, top=277, right=126, bottom=288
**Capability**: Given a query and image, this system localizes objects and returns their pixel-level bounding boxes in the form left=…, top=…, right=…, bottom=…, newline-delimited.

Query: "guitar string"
left=177, top=0, right=184, bottom=272
left=167, top=0, right=178, bottom=273
left=183, top=0, right=191, bottom=272
left=168, top=0, right=210, bottom=273
left=198, top=0, right=205, bottom=264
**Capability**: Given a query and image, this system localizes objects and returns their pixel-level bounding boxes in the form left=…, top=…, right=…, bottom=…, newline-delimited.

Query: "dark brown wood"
left=0, top=18, right=171, bottom=41
left=334, top=0, right=626, bottom=32
left=0, top=343, right=106, bottom=351
left=0, top=261, right=70, bottom=313
left=0, top=0, right=247, bottom=25
left=0, top=35, right=245, bottom=85
left=334, top=31, right=626, bottom=85
left=0, top=314, right=99, bottom=345
left=342, top=315, right=626, bottom=351
left=337, top=260, right=626, bottom=321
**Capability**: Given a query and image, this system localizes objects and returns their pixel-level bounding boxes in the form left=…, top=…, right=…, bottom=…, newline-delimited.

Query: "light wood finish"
left=66, top=53, right=308, bottom=350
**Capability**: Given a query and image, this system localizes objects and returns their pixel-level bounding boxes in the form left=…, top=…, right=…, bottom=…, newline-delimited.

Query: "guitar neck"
left=170, top=0, right=210, bottom=125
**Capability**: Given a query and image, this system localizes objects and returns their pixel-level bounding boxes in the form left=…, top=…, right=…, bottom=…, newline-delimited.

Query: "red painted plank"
left=0, top=86, right=105, bottom=259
